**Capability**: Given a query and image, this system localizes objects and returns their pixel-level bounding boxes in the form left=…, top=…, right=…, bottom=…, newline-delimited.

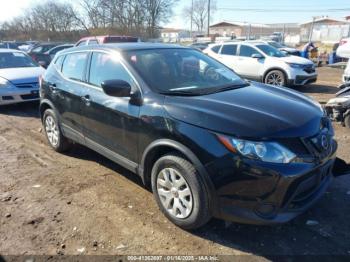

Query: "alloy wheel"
left=156, top=167, right=193, bottom=219
left=45, top=115, right=59, bottom=147
left=266, top=72, right=284, bottom=86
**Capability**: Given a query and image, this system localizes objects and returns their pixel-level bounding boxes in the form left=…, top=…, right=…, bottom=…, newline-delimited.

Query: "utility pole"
left=207, top=0, right=211, bottom=37
left=190, top=0, right=193, bottom=39
left=309, top=16, right=316, bottom=42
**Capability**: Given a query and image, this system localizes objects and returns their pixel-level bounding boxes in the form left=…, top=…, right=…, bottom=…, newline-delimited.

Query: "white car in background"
left=336, top=38, right=350, bottom=83
left=204, top=41, right=317, bottom=87
left=0, top=49, right=45, bottom=105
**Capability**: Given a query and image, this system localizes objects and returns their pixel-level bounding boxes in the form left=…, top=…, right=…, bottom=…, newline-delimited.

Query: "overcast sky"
left=0, top=0, right=349, bottom=28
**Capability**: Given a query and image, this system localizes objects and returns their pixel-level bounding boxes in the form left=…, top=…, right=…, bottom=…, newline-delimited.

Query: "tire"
left=264, top=70, right=287, bottom=87
left=344, top=114, right=350, bottom=128
left=151, top=153, right=211, bottom=230
left=43, top=109, right=71, bottom=152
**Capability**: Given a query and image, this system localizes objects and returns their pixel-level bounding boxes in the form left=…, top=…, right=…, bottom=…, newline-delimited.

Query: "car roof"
left=58, top=43, right=188, bottom=55
left=0, top=48, right=25, bottom=53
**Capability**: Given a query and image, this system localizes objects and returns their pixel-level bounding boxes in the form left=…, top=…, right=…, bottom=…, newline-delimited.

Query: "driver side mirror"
left=101, top=79, right=131, bottom=97
left=251, top=53, right=264, bottom=59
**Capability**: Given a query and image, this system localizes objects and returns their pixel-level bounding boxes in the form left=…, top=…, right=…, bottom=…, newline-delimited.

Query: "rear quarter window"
left=211, top=45, right=221, bottom=53
left=61, top=52, right=88, bottom=81
left=54, top=55, right=65, bottom=71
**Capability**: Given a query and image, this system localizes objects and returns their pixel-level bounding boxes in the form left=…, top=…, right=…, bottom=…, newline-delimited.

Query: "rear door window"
left=61, top=52, right=88, bottom=81
left=221, top=45, right=237, bottom=55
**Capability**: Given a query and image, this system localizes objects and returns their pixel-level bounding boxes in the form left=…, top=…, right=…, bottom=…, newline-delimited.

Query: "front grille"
left=15, top=82, right=39, bottom=89
left=20, top=94, right=39, bottom=100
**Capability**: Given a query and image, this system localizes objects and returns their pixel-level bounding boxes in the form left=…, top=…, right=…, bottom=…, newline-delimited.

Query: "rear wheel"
left=43, top=109, right=71, bottom=152
left=344, top=114, right=350, bottom=128
left=264, top=70, right=286, bottom=87
left=151, top=153, right=211, bottom=230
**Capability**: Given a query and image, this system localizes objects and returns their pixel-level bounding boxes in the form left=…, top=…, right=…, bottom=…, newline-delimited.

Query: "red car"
left=75, top=35, right=139, bottom=46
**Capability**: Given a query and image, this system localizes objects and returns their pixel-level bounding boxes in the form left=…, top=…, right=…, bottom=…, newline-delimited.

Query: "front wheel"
left=264, top=70, right=286, bottom=87
left=151, top=153, right=211, bottom=230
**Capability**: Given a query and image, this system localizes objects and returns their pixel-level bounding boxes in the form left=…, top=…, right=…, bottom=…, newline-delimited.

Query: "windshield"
left=256, top=44, right=286, bottom=58
left=0, top=52, right=39, bottom=69
left=123, top=48, right=247, bottom=95
left=268, top=41, right=283, bottom=49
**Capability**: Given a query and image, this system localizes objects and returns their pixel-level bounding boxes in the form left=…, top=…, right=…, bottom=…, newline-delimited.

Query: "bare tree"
left=183, top=0, right=216, bottom=33
left=0, top=0, right=180, bottom=40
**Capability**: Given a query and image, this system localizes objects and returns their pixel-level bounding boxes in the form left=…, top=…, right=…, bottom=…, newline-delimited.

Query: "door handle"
left=81, top=95, right=91, bottom=106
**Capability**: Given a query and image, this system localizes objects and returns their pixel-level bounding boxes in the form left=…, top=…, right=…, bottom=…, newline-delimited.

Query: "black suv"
left=40, top=43, right=337, bottom=229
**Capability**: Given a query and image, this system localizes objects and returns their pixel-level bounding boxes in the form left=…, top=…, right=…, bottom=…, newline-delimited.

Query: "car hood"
left=0, top=67, right=45, bottom=84
left=164, top=83, right=324, bottom=138
left=280, top=47, right=299, bottom=53
left=277, top=55, right=313, bottom=65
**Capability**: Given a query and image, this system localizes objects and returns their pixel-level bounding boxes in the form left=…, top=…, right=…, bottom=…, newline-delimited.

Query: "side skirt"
left=61, top=123, right=139, bottom=174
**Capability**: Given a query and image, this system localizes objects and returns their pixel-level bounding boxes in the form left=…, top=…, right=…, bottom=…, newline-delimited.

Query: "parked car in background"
left=18, top=41, right=39, bottom=52
left=269, top=32, right=284, bottom=43
left=27, top=43, right=61, bottom=62
left=40, top=43, right=337, bottom=229
left=0, top=49, right=45, bottom=105
left=265, top=40, right=300, bottom=56
left=0, top=42, right=19, bottom=50
left=189, top=42, right=211, bottom=51
left=75, top=35, right=139, bottom=46
left=325, top=84, right=350, bottom=128
left=35, top=44, right=74, bottom=68
left=336, top=38, right=350, bottom=59
left=204, top=41, right=317, bottom=87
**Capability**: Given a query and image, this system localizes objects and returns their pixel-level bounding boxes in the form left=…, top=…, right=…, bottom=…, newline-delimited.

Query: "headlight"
left=217, top=135, right=296, bottom=163
left=0, top=77, right=11, bottom=88
left=286, top=63, right=304, bottom=69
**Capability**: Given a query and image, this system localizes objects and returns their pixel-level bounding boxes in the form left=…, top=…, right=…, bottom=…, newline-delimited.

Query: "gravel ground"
left=0, top=67, right=349, bottom=260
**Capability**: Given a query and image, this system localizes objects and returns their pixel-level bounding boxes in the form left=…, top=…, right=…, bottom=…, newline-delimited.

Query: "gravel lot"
left=0, top=67, right=349, bottom=259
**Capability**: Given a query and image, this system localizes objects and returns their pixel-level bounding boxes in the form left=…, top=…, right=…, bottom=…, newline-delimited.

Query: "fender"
left=140, top=139, right=219, bottom=215
left=39, top=98, right=58, bottom=120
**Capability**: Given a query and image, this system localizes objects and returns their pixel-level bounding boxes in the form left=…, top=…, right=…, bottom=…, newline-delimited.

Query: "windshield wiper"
left=160, top=90, right=200, bottom=96
left=209, top=82, right=250, bottom=94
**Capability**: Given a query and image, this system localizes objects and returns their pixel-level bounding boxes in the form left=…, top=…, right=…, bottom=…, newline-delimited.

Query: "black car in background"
left=27, top=43, right=61, bottom=63
left=40, top=43, right=337, bottom=229
left=35, top=44, right=74, bottom=68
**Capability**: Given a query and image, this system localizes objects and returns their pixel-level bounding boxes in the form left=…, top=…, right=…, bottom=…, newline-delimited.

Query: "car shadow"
left=0, top=101, right=40, bottom=118
left=62, top=143, right=350, bottom=257
left=294, top=84, right=339, bottom=95
left=65, top=144, right=146, bottom=189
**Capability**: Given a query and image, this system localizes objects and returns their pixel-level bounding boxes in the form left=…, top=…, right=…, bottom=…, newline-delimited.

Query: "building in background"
left=209, top=20, right=299, bottom=40
left=160, top=28, right=191, bottom=42
left=300, top=17, right=350, bottom=43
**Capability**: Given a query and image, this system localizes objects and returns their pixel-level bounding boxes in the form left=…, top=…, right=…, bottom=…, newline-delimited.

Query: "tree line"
left=0, top=0, right=178, bottom=42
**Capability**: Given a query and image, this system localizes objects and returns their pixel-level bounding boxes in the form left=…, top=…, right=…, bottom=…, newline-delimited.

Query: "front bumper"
left=206, top=139, right=337, bottom=225
left=288, top=74, right=317, bottom=86
left=0, top=87, right=39, bottom=105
